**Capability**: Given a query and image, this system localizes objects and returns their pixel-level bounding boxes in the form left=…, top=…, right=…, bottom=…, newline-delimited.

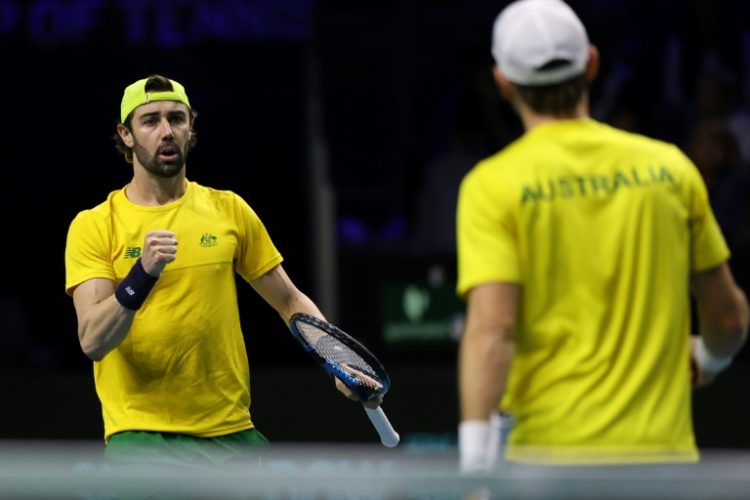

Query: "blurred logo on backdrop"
left=382, top=265, right=465, bottom=345
left=0, top=0, right=317, bottom=47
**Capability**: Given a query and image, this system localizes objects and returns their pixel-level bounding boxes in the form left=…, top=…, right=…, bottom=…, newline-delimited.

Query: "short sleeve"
left=65, top=210, right=116, bottom=295
left=233, top=195, right=284, bottom=281
left=456, top=168, right=520, bottom=298
left=683, top=159, right=731, bottom=271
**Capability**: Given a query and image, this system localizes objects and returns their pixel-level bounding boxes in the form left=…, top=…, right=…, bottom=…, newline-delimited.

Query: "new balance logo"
left=124, top=286, right=135, bottom=296
left=124, top=247, right=142, bottom=259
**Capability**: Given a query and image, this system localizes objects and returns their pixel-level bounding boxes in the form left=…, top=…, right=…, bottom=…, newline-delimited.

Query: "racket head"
left=288, top=313, right=391, bottom=402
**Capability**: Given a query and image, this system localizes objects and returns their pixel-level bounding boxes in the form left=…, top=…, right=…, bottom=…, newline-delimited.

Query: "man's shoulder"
left=464, top=139, right=529, bottom=183
left=67, top=200, right=115, bottom=240
left=570, top=120, right=685, bottom=160
left=189, top=181, right=243, bottom=202
left=190, top=181, right=250, bottom=209
left=604, top=124, right=680, bottom=151
left=187, top=181, right=258, bottom=217
left=70, top=188, right=122, bottom=222
left=603, top=125, right=699, bottom=179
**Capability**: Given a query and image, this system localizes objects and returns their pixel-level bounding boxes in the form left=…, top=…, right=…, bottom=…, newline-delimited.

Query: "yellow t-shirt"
left=65, top=181, right=283, bottom=441
left=456, top=119, right=730, bottom=464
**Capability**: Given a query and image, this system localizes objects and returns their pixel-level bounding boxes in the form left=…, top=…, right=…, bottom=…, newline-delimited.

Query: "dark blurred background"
left=1, top=0, right=749, bottom=448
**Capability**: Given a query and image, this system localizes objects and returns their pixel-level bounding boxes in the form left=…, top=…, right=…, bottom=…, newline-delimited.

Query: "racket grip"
left=364, top=406, right=400, bottom=448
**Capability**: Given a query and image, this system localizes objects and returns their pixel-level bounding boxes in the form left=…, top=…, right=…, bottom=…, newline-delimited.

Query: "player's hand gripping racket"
left=288, top=312, right=400, bottom=447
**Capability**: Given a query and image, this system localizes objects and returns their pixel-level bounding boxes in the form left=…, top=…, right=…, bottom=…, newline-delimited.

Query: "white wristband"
left=694, top=336, right=732, bottom=374
left=459, top=420, right=492, bottom=474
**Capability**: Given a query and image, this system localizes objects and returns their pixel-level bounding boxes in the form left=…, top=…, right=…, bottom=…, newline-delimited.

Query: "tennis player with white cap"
left=456, top=0, right=749, bottom=472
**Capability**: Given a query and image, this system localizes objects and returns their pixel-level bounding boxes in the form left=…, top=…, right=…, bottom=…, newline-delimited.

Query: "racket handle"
left=364, top=406, right=400, bottom=448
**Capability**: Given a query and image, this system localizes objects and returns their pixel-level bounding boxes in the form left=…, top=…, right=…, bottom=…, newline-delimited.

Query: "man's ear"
left=585, top=44, right=600, bottom=83
left=492, top=66, right=514, bottom=101
left=117, top=123, right=134, bottom=148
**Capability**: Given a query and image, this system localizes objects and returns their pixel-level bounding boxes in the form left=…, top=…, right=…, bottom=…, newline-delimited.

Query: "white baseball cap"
left=491, top=0, right=589, bottom=86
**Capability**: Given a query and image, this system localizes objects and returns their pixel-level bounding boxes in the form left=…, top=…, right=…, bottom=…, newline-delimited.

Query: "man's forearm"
left=699, top=286, right=749, bottom=359
left=79, top=295, right=136, bottom=361
left=459, top=327, right=514, bottom=421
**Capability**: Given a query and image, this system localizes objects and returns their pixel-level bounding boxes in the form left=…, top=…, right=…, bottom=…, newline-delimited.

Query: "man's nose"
left=158, top=117, right=174, bottom=139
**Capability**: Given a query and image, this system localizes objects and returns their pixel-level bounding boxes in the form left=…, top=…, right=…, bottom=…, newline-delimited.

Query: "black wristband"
left=115, top=258, right=158, bottom=311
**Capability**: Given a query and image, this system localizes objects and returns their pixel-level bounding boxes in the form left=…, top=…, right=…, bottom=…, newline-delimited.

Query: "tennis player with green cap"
left=64, top=74, right=369, bottom=466
left=120, top=76, right=191, bottom=123
left=456, top=0, right=749, bottom=472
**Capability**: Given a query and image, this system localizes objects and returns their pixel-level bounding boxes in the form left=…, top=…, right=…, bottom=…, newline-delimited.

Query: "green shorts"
left=105, top=428, right=269, bottom=468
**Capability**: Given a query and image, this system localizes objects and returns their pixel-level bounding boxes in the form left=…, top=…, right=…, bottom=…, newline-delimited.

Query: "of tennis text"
left=0, top=0, right=315, bottom=47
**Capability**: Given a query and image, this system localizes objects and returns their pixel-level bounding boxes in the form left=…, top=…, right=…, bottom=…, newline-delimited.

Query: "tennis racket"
left=288, top=312, right=400, bottom=447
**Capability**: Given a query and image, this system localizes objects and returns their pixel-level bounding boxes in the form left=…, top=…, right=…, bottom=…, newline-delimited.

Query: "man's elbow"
left=731, top=288, right=750, bottom=343
left=80, top=343, right=105, bottom=362
left=715, top=293, right=750, bottom=352
left=79, top=331, right=106, bottom=362
left=723, top=315, right=748, bottom=347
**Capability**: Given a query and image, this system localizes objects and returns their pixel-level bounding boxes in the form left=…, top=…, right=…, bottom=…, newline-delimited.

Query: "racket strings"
left=297, top=325, right=383, bottom=390
left=316, top=336, right=376, bottom=377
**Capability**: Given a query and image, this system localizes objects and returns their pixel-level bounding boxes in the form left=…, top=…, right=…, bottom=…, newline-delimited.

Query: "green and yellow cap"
left=120, top=76, right=191, bottom=123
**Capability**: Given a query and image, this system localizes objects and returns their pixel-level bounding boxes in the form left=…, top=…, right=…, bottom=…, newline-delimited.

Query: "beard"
left=133, top=140, right=188, bottom=179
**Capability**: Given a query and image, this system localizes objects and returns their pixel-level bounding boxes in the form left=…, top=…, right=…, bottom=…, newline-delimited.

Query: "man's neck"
left=517, top=97, right=590, bottom=132
left=126, top=169, right=187, bottom=206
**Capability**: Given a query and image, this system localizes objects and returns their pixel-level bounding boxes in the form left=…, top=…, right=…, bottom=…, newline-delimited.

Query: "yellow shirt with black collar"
left=457, top=119, right=730, bottom=464
left=65, top=180, right=283, bottom=442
